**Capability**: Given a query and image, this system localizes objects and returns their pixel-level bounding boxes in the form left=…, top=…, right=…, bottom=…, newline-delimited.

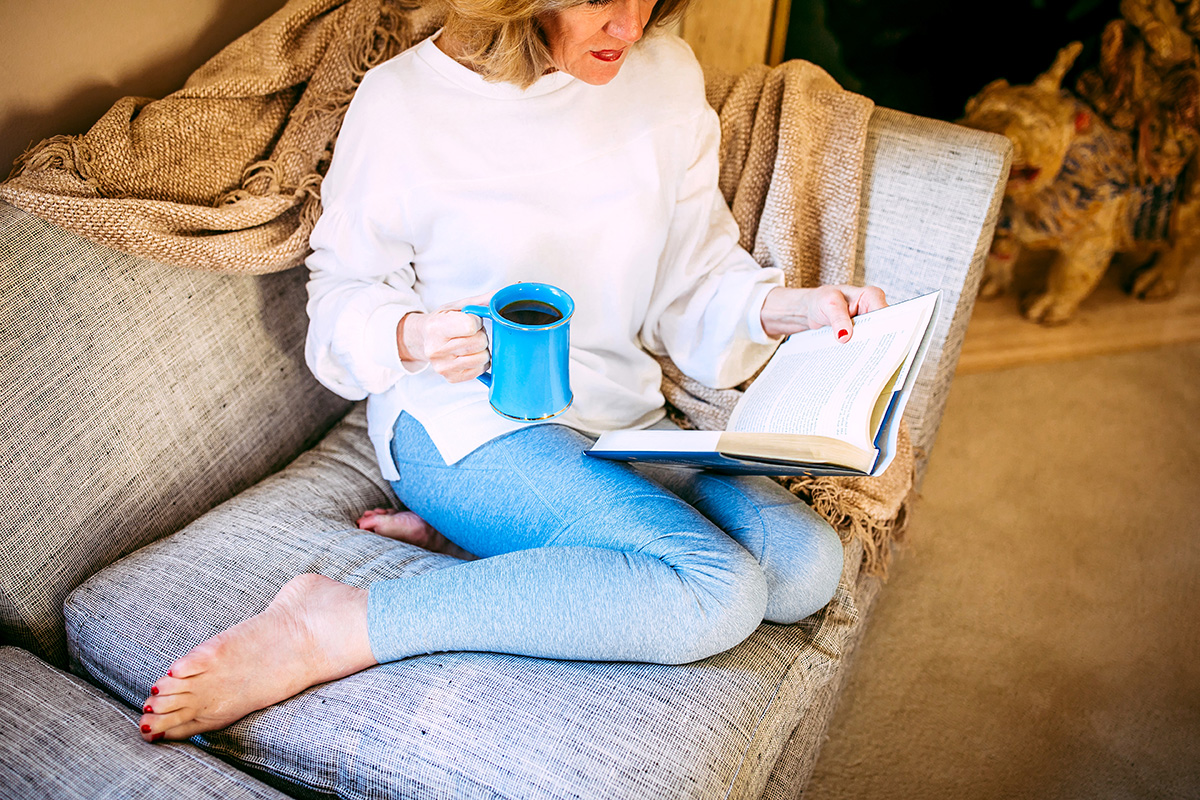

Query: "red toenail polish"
left=152, top=733, right=164, bottom=742
left=144, top=705, right=153, bottom=713
left=838, top=329, right=849, bottom=340
left=167, top=670, right=173, bottom=677
left=150, top=686, right=159, bottom=695
left=141, top=724, right=151, bottom=733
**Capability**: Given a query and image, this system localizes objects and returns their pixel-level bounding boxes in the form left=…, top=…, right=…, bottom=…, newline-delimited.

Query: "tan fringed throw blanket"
left=661, top=61, right=913, bottom=577
left=0, top=0, right=911, bottom=576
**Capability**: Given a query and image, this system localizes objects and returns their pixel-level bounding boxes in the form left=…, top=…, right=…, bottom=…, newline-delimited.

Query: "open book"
left=587, top=290, right=942, bottom=477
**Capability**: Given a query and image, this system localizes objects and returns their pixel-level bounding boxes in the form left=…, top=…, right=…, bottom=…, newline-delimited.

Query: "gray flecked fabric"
left=758, top=574, right=884, bottom=800
left=0, top=646, right=291, bottom=800
left=65, top=404, right=869, bottom=800
left=853, top=109, right=1011, bottom=483
left=0, top=201, right=353, bottom=667
left=54, top=110, right=1009, bottom=800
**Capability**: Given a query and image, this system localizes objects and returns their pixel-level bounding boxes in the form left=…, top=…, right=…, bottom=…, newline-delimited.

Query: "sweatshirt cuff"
left=747, top=273, right=785, bottom=345
left=364, top=304, right=428, bottom=375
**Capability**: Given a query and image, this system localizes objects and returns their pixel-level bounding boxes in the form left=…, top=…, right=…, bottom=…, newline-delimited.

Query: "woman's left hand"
left=759, top=284, right=888, bottom=342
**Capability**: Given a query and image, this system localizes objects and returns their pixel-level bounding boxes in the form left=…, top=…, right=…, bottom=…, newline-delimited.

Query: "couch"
left=0, top=107, right=1009, bottom=800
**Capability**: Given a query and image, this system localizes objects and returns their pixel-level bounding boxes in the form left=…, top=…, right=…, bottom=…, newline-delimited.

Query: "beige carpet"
left=805, top=342, right=1200, bottom=800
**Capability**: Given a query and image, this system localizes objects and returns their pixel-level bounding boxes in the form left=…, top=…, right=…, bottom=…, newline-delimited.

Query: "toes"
left=140, top=707, right=198, bottom=741
left=163, top=651, right=210, bottom=680
left=142, top=674, right=192, bottom=729
left=142, top=691, right=190, bottom=717
left=154, top=718, right=216, bottom=742
left=147, top=673, right=192, bottom=698
left=359, top=510, right=435, bottom=544
left=356, top=508, right=394, bottom=529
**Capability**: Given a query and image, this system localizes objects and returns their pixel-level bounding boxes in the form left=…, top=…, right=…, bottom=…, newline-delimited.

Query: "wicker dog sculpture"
left=962, top=34, right=1198, bottom=324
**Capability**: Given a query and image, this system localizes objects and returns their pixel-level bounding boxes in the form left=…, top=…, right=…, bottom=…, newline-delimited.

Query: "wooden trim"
left=958, top=259, right=1200, bottom=374
left=768, top=0, right=792, bottom=66
left=681, top=0, right=780, bottom=73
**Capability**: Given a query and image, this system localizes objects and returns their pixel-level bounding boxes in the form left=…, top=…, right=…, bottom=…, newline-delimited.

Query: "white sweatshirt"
left=305, top=32, right=784, bottom=480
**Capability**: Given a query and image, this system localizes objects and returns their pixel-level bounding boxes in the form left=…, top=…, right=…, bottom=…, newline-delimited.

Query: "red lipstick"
left=591, top=49, right=623, bottom=62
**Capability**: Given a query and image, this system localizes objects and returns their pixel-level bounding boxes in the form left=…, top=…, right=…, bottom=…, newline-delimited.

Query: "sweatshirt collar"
left=417, top=32, right=577, bottom=99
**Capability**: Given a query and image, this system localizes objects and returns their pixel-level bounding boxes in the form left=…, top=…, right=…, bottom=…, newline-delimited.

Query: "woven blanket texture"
left=0, top=0, right=910, bottom=574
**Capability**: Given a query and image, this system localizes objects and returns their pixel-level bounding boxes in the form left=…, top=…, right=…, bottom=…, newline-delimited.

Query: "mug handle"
left=461, top=304, right=493, bottom=388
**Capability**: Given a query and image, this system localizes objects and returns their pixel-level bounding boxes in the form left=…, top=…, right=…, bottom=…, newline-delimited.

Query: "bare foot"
left=357, top=508, right=474, bottom=560
left=138, top=573, right=375, bottom=742
left=357, top=508, right=443, bottom=549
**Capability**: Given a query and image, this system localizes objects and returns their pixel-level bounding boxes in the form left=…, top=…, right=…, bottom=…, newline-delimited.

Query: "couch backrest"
left=0, top=202, right=352, bottom=666
left=855, top=108, right=1011, bottom=483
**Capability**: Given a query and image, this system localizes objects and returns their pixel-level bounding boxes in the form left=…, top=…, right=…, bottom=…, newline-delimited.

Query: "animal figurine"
left=1076, top=0, right=1200, bottom=299
left=962, top=35, right=1199, bottom=324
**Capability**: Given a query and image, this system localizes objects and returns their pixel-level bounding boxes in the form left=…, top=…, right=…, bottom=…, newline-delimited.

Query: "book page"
left=888, top=291, right=939, bottom=389
left=870, top=361, right=904, bottom=436
left=727, top=294, right=933, bottom=452
left=589, top=291, right=942, bottom=476
left=870, top=290, right=941, bottom=473
left=588, top=430, right=722, bottom=454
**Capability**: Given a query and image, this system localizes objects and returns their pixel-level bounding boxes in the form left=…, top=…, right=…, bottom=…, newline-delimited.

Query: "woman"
left=136, top=0, right=886, bottom=743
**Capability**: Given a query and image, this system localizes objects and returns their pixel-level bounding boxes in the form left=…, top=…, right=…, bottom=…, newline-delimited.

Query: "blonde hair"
left=438, top=0, right=691, bottom=89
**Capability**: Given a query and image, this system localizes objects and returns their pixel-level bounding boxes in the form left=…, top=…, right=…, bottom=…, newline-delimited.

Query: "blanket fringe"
left=215, top=0, right=420, bottom=212
left=9, top=135, right=99, bottom=188
left=782, top=477, right=915, bottom=578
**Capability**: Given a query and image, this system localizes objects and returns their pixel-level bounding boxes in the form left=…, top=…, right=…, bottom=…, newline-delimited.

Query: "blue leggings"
left=366, top=413, right=844, bottom=665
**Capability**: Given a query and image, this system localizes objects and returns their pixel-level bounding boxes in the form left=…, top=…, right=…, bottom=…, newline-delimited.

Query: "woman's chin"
left=559, top=54, right=627, bottom=85
left=577, top=73, right=618, bottom=86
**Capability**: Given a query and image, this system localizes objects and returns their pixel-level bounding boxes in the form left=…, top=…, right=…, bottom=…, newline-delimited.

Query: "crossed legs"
left=137, top=414, right=842, bottom=741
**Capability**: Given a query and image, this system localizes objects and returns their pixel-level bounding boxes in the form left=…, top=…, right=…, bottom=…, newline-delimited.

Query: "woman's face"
left=539, top=0, right=658, bottom=85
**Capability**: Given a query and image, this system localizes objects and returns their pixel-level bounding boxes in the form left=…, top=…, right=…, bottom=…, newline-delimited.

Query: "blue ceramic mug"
left=463, top=283, right=574, bottom=421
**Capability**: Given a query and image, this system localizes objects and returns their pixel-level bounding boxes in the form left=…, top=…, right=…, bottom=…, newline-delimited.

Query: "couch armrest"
left=0, top=202, right=354, bottom=668
left=0, top=646, right=290, bottom=799
left=855, top=108, right=1012, bottom=483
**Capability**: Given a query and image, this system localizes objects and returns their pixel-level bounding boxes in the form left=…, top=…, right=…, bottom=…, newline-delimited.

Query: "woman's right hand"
left=397, top=297, right=491, bottom=383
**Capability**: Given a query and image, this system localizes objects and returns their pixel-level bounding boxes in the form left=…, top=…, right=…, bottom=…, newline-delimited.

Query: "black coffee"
left=499, top=299, right=563, bottom=326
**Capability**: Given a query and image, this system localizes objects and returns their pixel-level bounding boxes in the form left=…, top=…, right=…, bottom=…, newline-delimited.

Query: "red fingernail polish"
left=167, top=670, right=173, bottom=677
left=150, top=686, right=159, bottom=695
left=144, top=705, right=153, bottom=713
left=838, top=329, right=849, bottom=340
left=141, top=724, right=151, bottom=733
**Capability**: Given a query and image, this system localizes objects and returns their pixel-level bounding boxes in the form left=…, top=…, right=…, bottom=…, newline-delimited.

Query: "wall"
left=680, top=0, right=790, bottom=74
left=0, top=0, right=286, bottom=175
left=0, top=0, right=785, bottom=176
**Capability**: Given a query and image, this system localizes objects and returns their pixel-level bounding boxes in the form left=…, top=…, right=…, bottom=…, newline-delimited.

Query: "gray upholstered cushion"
left=0, top=201, right=352, bottom=666
left=0, top=646, right=290, bottom=800
left=65, top=405, right=865, bottom=800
